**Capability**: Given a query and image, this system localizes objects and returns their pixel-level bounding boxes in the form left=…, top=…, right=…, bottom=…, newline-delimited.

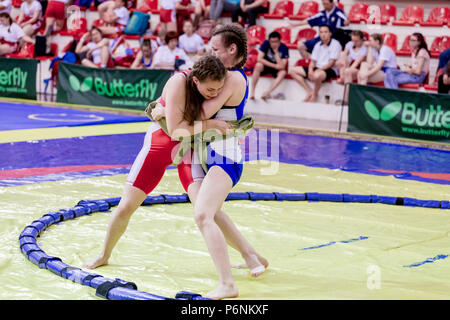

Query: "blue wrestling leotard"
left=205, top=68, right=248, bottom=186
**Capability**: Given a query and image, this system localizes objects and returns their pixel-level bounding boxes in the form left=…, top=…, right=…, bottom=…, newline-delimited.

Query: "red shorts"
left=44, top=1, right=66, bottom=20
left=126, top=123, right=202, bottom=194
left=159, top=8, right=176, bottom=23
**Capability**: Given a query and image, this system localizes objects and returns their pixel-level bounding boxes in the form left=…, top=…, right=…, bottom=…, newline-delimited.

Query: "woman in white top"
left=150, top=31, right=191, bottom=70
left=75, top=26, right=110, bottom=68
left=17, top=0, right=42, bottom=36
left=357, top=33, right=397, bottom=85
left=98, top=0, right=130, bottom=35
left=384, top=32, right=430, bottom=89
left=0, top=12, right=35, bottom=56
left=0, top=0, right=11, bottom=14
left=178, top=19, right=205, bottom=61
left=336, top=30, right=368, bottom=85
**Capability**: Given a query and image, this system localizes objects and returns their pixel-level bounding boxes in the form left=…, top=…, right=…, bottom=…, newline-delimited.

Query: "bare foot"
left=205, top=283, right=238, bottom=300
left=83, top=255, right=109, bottom=269
left=249, top=95, right=255, bottom=100
left=232, top=254, right=269, bottom=277
left=261, top=92, right=271, bottom=101
left=303, top=92, right=313, bottom=102
left=309, top=95, right=318, bottom=102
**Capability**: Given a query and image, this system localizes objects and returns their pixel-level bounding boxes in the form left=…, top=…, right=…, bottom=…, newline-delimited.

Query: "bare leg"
left=261, top=70, right=286, bottom=100
left=83, top=185, right=147, bottom=269
left=188, top=181, right=268, bottom=277
left=309, top=69, right=327, bottom=102
left=297, top=42, right=310, bottom=59
left=250, top=62, right=264, bottom=99
left=193, top=166, right=239, bottom=300
left=289, top=66, right=313, bottom=101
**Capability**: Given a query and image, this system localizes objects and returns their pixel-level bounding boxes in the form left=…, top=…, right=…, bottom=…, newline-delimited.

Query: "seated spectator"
left=0, top=12, right=35, bottom=56
left=0, top=0, right=11, bottom=14
left=437, top=48, right=450, bottom=73
left=43, top=0, right=71, bottom=37
left=75, top=27, right=110, bottom=68
left=232, top=0, right=268, bottom=28
left=249, top=31, right=289, bottom=100
left=357, top=33, right=397, bottom=85
left=438, top=60, right=450, bottom=94
left=178, top=19, right=205, bottom=60
left=209, top=0, right=239, bottom=21
left=150, top=31, right=191, bottom=70
left=287, top=0, right=349, bottom=58
left=160, top=0, right=177, bottom=33
left=97, top=0, right=130, bottom=35
left=130, top=38, right=153, bottom=69
left=384, top=33, right=430, bottom=89
left=289, top=25, right=341, bottom=102
left=195, top=0, right=210, bottom=26
left=175, top=0, right=196, bottom=35
left=17, top=0, right=42, bottom=37
left=336, top=30, right=367, bottom=85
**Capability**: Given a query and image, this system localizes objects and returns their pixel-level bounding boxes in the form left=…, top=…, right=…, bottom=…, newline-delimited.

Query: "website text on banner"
left=56, top=63, right=171, bottom=111
left=347, top=84, right=450, bottom=143
left=0, top=57, right=38, bottom=100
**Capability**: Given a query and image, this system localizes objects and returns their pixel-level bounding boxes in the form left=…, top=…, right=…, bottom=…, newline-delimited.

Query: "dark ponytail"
left=183, top=55, right=226, bottom=125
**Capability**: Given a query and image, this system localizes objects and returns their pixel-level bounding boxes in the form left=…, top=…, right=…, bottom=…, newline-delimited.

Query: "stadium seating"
left=429, top=36, right=450, bottom=58
left=287, top=28, right=316, bottom=49
left=348, top=3, right=369, bottom=23
left=273, top=27, right=291, bottom=47
left=396, top=35, right=413, bottom=56
left=60, top=17, right=88, bottom=39
left=288, top=0, right=319, bottom=20
left=376, top=3, right=397, bottom=25
left=247, top=25, right=266, bottom=46
left=420, top=6, right=450, bottom=27
left=382, top=32, right=397, bottom=52
left=263, top=0, right=294, bottom=19
left=392, top=5, right=424, bottom=26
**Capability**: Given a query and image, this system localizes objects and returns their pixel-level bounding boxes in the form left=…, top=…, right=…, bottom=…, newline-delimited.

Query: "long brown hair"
left=184, top=55, right=226, bottom=125
left=411, top=32, right=430, bottom=57
left=212, top=24, right=248, bottom=70
left=0, top=12, right=13, bottom=32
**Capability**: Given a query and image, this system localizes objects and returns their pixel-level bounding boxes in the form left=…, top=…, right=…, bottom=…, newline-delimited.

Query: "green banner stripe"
left=0, top=57, right=38, bottom=100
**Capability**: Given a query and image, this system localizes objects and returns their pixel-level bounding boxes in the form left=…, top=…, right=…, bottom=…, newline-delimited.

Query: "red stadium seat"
left=376, top=4, right=397, bottom=25
left=5, top=42, right=33, bottom=58
left=60, top=17, right=88, bottom=40
left=288, top=1, right=318, bottom=20
left=247, top=25, right=266, bottom=46
left=287, top=28, right=316, bottom=49
left=336, top=2, right=344, bottom=11
left=420, top=6, right=450, bottom=27
left=382, top=32, right=397, bottom=52
left=430, top=36, right=450, bottom=58
left=263, top=0, right=294, bottom=19
left=392, top=5, right=424, bottom=26
left=348, top=3, right=369, bottom=23
left=396, top=35, right=413, bottom=56
left=135, top=0, right=159, bottom=13
left=12, top=0, right=21, bottom=8
left=273, top=27, right=291, bottom=46
left=244, top=48, right=259, bottom=75
left=424, top=69, right=443, bottom=91
left=295, top=58, right=311, bottom=67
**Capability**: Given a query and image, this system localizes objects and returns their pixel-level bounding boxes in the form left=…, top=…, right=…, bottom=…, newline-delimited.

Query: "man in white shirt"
left=289, top=25, right=342, bottom=102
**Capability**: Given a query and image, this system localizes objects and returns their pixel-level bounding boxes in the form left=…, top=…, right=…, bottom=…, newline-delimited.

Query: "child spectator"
left=130, top=38, right=153, bottom=69
left=357, top=33, right=397, bottom=85
left=336, top=30, right=367, bottom=85
left=0, top=12, right=35, bottom=56
left=232, top=0, right=268, bottom=28
left=178, top=19, right=205, bottom=60
left=150, top=31, right=191, bottom=70
left=75, top=27, right=110, bottom=68
left=160, top=0, right=177, bottom=33
left=384, top=32, right=430, bottom=89
left=289, top=25, right=341, bottom=102
left=0, top=0, right=11, bottom=14
left=287, top=0, right=349, bottom=58
left=17, top=0, right=42, bottom=37
left=97, top=0, right=130, bottom=35
left=249, top=31, right=289, bottom=100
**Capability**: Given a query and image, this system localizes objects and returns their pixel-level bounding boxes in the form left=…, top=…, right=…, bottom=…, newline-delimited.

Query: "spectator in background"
left=287, top=0, right=348, bottom=58
left=17, top=0, right=42, bottom=37
left=150, top=31, right=191, bottom=70
left=97, top=0, right=130, bottom=35
left=0, top=12, right=35, bottom=56
left=42, top=0, right=70, bottom=36
left=0, top=0, right=11, bottom=14
left=249, top=31, right=289, bottom=100
left=437, top=48, right=450, bottom=72
left=209, top=0, right=239, bottom=21
left=336, top=30, right=367, bottom=85
left=384, top=32, right=430, bottom=89
left=232, top=0, right=268, bottom=28
left=160, top=0, right=178, bottom=33
left=438, top=61, right=450, bottom=94
left=289, top=25, right=341, bottom=102
left=195, top=0, right=210, bottom=26
left=75, top=27, right=110, bottom=68
left=357, top=33, right=397, bottom=85
left=130, top=38, right=153, bottom=69
left=178, top=19, right=205, bottom=60
left=175, top=0, right=196, bottom=35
